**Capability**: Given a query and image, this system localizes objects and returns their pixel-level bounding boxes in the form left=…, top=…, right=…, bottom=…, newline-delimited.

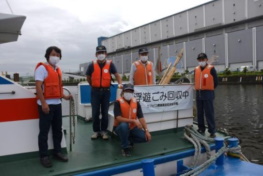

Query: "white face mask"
left=140, top=56, right=148, bottom=62
left=123, top=92, right=133, bottom=101
left=97, top=54, right=106, bottom=61
left=49, top=56, right=60, bottom=66
left=198, top=61, right=207, bottom=67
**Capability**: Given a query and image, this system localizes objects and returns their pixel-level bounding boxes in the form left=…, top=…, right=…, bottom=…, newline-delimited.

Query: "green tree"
left=243, top=67, right=248, bottom=74
left=223, top=68, right=231, bottom=75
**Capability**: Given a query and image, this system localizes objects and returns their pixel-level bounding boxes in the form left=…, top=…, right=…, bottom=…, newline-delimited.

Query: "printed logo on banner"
left=134, top=85, right=193, bottom=113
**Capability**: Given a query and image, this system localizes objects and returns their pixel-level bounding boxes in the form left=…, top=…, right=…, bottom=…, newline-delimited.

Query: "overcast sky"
left=0, top=0, right=212, bottom=76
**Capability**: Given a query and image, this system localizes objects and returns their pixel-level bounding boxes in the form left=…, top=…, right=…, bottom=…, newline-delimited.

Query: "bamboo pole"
left=159, top=63, right=172, bottom=84
left=159, top=48, right=184, bottom=85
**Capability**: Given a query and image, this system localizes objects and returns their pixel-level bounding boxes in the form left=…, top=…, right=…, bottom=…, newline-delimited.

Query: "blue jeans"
left=91, top=88, right=110, bottom=132
left=114, top=122, right=147, bottom=149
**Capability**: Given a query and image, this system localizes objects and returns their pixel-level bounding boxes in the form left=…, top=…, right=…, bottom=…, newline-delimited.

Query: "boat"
left=1, top=75, right=263, bottom=176
left=1, top=7, right=263, bottom=176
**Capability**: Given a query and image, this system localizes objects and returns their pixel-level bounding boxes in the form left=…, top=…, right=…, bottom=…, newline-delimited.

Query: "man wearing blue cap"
left=86, top=45, right=122, bottom=140
left=194, top=53, right=218, bottom=138
left=129, top=47, right=155, bottom=85
left=113, top=83, right=151, bottom=156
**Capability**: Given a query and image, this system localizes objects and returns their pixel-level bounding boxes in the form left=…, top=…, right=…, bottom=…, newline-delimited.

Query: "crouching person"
left=113, top=83, right=151, bottom=156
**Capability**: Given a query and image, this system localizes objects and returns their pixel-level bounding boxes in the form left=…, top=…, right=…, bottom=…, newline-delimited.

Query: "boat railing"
left=63, top=87, right=76, bottom=152
left=74, top=138, right=240, bottom=176
left=0, top=90, right=16, bottom=94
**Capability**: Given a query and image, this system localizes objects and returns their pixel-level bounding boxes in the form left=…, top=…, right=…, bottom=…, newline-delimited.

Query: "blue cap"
left=96, top=45, right=107, bottom=53
left=138, top=48, right=148, bottom=54
left=123, top=83, right=134, bottom=91
left=197, top=53, right=207, bottom=60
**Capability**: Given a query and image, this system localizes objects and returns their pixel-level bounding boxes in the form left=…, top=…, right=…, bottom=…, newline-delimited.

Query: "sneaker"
left=122, top=148, right=131, bottom=157
left=53, top=153, right=68, bottom=162
left=197, top=129, right=205, bottom=135
left=40, top=156, right=52, bottom=168
left=91, top=132, right=99, bottom=140
left=101, top=131, right=109, bottom=140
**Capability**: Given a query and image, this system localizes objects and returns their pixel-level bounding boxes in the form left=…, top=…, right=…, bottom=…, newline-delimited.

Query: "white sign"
left=134, top=85, right=193, bottom=113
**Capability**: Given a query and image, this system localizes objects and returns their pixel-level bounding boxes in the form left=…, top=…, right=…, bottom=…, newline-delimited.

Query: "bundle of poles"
left=159, top=48, right=184, bottom=85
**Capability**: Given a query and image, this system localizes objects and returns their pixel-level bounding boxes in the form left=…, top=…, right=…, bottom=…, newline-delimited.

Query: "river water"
left=62, top=84, right=263, bottom=165
left=213, top=84, right=263, bottom=165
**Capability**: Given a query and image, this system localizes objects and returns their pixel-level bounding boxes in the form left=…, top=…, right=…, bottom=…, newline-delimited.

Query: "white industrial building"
left=92, top=0, right=263, bottom=75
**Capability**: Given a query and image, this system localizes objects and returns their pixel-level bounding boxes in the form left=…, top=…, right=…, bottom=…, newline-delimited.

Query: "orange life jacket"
left=91, top=60, right=112, bottom=87
left=133, top=60, right=153, bottom=85
left=195, top=65, right=215, bottom=90
left=114, top=97, right=138, bottom=129
left=35, top=62, right=63, bottom=99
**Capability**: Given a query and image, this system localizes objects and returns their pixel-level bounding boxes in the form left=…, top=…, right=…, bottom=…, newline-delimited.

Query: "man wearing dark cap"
left=194, top=53, right=218, bottom=138
left=129, top=47, right=155, bottom=85
left=113, top=83, right=151, bottom=156
left=86, top=45, right=122, bottom=140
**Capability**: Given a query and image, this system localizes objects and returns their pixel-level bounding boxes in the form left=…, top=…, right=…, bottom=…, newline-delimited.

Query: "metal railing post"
left=215, top=137, right=224, bottom=165
left=142, top=159, right=155, bottom=176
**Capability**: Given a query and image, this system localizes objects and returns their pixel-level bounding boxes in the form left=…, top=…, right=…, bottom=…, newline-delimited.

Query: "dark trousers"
left=38, top=104, right=62, bottom=158
left=196, top=99, right=215, bottom=134
left=91, top=88, right=110, bottom=132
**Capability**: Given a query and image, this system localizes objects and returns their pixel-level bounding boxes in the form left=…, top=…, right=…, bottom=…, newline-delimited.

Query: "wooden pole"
left=159, top=49, right=184, bottom=85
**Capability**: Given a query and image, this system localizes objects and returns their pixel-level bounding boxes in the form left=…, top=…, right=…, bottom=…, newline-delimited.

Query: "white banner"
left=134, top=85, right=193, bottom=113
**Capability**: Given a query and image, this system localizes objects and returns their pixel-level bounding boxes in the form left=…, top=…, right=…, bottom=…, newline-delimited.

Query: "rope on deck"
left=181, top=126, right=250, bottom=176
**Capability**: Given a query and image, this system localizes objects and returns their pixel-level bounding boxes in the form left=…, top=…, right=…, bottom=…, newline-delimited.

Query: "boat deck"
left=200, top=156, right=263, bottom=176
left=0, top=118, right=194, bottom=176
left=1, top=117, right=263, bottom=176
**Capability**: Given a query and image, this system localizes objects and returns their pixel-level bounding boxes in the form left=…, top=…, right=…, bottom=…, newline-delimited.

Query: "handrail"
left=63, top=87, right=76, bottom=152
left=0, top=91, right=15, bottom=94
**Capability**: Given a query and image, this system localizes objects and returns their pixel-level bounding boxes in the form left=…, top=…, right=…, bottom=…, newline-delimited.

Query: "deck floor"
left=0, top=118, right=193, bottom=176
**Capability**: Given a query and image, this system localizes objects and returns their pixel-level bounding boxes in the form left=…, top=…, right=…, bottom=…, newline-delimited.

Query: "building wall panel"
left=161, top=16, right=174, bottom=39
left=248, top=0, right=263, bottom=18
left=123, top=31, right=131, bottom=48
left=256, top=26, right=263, bottom=61
left=188, top=6, right=204, bottom=33
left=168, top=42, right=185, bottom=70
left=132, top=50, right=139, bottom=63
left=174, top=12, right=188, bottom=36
left=228, top=29, right=253, bottom=63
left=205, top=0, right=223, bottom=27
left=116, top=34, right=123, bottom=49
left=141, top=25, right=150, bottom=44
left=114, top=55, right=123, bottom=74
left=205, top=34, right=225, bottom=65
left=186, top=39, right=203, bottom=68
left=102, top=40, right=110, bottom=52
left=150, top=21, right=161, bottom=42
left=123, top=53, right=131, bottom=74
left=109, top=37, right=116, bottom=53
left=160, top=45, right=169, bottom=67
left=224, top=0, right=246, bottom=24
left=132, top=28, right=140, bottom=47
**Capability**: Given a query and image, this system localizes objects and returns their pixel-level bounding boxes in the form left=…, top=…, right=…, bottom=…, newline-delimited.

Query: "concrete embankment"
left=218, top=75, right=263, bottom=84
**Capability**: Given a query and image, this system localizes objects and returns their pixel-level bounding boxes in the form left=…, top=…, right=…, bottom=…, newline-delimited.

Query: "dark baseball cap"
left=197, top=53, right=208, bottom=60
left=138, top=48, right=148, bottom=54
left=96, top=45, right=107, bottom=53
left=123, top=83, right=134, bottom=91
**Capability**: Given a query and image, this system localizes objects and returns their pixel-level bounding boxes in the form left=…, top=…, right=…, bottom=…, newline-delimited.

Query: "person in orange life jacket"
left=86, top=45, right=122, bottom=140
left=194, top=53, right=218, bottom=138
left=35, top=46, right=72, bottom=168
left=129, top=47, right=156, bottom=85
left=113, top=83, right=151, bottom=156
